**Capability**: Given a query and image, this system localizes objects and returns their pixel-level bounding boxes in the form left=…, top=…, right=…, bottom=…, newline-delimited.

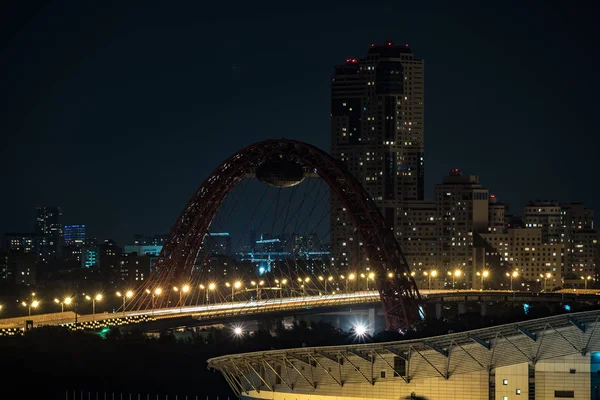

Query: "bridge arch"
left=133, top=139, right=421, bottom=330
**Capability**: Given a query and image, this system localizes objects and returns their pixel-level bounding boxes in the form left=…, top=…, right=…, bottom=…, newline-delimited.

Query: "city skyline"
left=1, top=2, right=598, bottom=245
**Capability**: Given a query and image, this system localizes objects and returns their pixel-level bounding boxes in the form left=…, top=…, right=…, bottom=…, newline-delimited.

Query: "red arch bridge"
left=125, top=139, right=421, bottom=331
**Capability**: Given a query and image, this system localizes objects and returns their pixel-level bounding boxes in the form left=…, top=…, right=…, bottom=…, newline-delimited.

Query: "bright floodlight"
left=31, top=300, right=40, bottom=308
left=208, top=283, right=216, bottom=290
left=233, top=326, right=243, bottom=336
left=126, top=290, right=134, bottom=298
left=387, top=272, right=394, bottom=278
left=431, top=270, right=438, bottom=277
left=348, top=273, right=356, bottom=280
left=155, top=288, right=162, bottom=295
left=281, top=279, right=288, bottom=285
left=182, top=285, right=190, bottom=293
left=234, top=281, right=242, bottom=289
left=64, top=297, right=72, bottom=305
left=368, top=272, right=375, bottom=280
left=482, top=270, right=490, bottom=278
left=354, top=323, right=367, bottom=337
left=512, top=271, right=519, bottom=278
left=95, top=294, right=103, bottom=301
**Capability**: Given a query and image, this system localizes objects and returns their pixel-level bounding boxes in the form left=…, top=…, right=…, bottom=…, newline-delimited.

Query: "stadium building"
left=208, top=309, right=600, bottom=399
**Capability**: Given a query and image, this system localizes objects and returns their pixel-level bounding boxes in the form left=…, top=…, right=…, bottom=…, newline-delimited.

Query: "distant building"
left=123, top=244, right=162, bottom=256
left=523, top=201, right=562, bottom=243
left=99, top=239, right=121, bottom=271
left=435, top=169, right=489, bottom=288
left=133, top=234, right=168, bottom=246
left=5, top=252, right=38, bottom=286
left=399, top=200, right=437, bottom=272
left=0, top=251, right=9, bottom=281
left=487, top=194, right=507, bottom=233
left=565, top=230, right=598, bottom=282
left=481, top=228, right=565, bottom=289
left=2, top=233, right=47, bottom=255
left=63, top=224, right=86, bottom=245
left=119, top=253, right=151, bottom=284
left=330, top=41, right=425, bottom=269
left=81, top=239, right=99, bottom=268
left=35, top=206, right=63, bottom=256
left=205, top=232, right=232, bottom=257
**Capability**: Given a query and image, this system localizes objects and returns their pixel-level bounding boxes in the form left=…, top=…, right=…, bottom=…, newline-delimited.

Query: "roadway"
left=1, top=289, right=598, bottom=329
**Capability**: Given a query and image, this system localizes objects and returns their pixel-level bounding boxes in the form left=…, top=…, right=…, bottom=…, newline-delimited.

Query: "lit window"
left=503, top=379, right=508, bottom=385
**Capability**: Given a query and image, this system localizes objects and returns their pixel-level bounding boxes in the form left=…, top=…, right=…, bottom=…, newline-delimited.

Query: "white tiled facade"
left=239, top=355, right=594, bottom=400
left=212, top=310, right=600, bottom=400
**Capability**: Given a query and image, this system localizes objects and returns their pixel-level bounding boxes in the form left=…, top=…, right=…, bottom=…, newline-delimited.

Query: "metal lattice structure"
left=208, top=310, right=600, bottom=397
left=129, top=139, right=421, bottom=330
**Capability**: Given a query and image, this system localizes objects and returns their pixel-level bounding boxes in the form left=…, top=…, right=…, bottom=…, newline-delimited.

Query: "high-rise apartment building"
left=480, top=228, right=564, bottom=290
left=523, top=201, right=562, bottom=243
left=560, top=203, right=597, bottom=281
left=400, top=200, right=437, bottom=271
left=330, top=41, right=424, bottom=268
left=488, top=195, right=507, bottom=233
left=435, top=169, right=489, bottom=288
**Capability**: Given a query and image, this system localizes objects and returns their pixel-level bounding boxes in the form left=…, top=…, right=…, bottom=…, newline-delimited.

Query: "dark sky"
left=1, top=1, right=598, bottom=246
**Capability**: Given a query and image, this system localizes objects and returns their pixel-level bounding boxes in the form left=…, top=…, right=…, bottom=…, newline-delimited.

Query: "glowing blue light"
left=523, top=303, right=530, bottom=314
left=418, top=306, right=425, bottom=319
left=564, top=304, right=571, bottom=311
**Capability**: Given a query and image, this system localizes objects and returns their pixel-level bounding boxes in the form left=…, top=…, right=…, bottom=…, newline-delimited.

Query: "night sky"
left=1, top=1, right=598, bottom=246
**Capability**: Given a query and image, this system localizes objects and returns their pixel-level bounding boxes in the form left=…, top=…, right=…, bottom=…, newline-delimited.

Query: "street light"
left=367, top=272, right=375, bottom=290
left=54, top=297, right=72, bottom=313
left=22, top=300, right=40, bottom=316
left=146, top=288, right=161, bottom=315
left=347, top=273, right=356, bottom=293
left=424, top=270, right=438, bottom=291
left=450, top=269, right=462, bottom=289
left=539, top=273, right=552, bottom=292
left=173, top=285, right=190, bottom=309
left=85, top=294, right=102, bottom=320
left=279, top=279, right=287, bottom=298
left=482, top=270, right=489, bottom=289
left=506, top=271, right=519, bottom=291
left=208, top=282, right=216, bottom=303
left=581, top=275, right=593, bottom=290
left=116, top=290, right=133, bottom=317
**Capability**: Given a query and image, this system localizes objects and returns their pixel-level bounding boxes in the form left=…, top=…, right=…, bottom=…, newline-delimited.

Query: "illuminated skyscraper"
left=330, top=41, right=424, bottom=268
